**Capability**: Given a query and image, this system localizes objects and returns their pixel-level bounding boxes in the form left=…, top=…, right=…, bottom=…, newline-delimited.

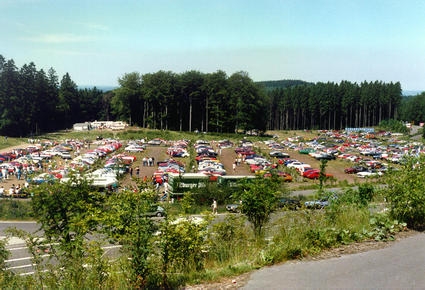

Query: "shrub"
left=384, top=155, right=425, bottom=229
left=367, top=213, right=407, bottom=241
left=207, top=215, right=253, bottom=264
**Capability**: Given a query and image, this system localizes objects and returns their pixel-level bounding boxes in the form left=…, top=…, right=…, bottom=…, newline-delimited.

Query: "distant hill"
left=403, top=90, right=423, bottom=96
left=256, top=79, right=313, bottom=91
left=78, top=85, right=117, bottom=92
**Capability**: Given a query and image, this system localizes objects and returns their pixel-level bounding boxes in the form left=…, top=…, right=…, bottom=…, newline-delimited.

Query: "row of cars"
left=265, top=131, right=401, bottom=179
left=194, top=140, right=227, bottom=177
left=26, top=139, right=132, bottom=188
left=232, top=141, right=294, bottom=181
left=226, top=196, right=332, bottom=213
left=264, top=140, right=335, bottom=181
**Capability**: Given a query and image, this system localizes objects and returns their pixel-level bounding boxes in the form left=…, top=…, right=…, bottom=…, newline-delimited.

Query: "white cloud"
left=83, top=23, right=109, bottom=32
left=23, top=33, right=94, bottom=44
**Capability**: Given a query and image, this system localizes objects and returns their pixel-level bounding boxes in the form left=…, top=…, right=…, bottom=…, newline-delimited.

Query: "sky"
left=1, top=0, right=424, bottom=91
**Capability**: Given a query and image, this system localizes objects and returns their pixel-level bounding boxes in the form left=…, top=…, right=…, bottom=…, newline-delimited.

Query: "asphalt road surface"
left=243, top=232, right=425, bottom=289
left=1, top=221, right=122, bottom=275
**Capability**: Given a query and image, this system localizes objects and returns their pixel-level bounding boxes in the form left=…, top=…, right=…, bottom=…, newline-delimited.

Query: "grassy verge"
left=0, top=186, right=407, bottom=289
left=0, top=137, right=27, bottom=151
left=0, top=199, right=34, bottom=220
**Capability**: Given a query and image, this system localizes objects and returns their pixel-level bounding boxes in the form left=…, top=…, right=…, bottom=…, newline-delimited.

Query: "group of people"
left=142, top=157, right=155, bottom=166
left=0, top=165, right=30, bottom=182
left=0, top=182, right=28, bottom=198
left=128, top=166, right=140, bottom=178
left=232, top=153, right=245, bottom=171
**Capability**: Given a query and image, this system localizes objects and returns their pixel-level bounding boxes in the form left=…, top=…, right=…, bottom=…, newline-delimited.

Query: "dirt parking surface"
left=0, top=140, right=364, bottom=195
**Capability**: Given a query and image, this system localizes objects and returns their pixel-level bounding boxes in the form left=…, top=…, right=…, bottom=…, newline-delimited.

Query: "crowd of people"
left=0, top=182, right=29, bottom=198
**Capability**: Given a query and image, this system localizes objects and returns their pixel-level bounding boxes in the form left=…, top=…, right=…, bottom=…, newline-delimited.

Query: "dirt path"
left=219, top=147, right=253, bottom=176
left=120, top=144, right=253, bottom=189
left=119, top=145, right=170, bottom=188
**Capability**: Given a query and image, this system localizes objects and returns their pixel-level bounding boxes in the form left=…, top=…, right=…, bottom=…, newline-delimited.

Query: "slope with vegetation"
left=0, top=128, right=423, bottom=289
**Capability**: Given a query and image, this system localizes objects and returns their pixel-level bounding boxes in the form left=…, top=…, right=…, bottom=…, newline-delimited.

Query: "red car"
left=304, top=170, right=333, bottom=179
left=302, top=168, right=316, bottom=177
left=263, top=171, right=293, bottom=182
left=250, top=164, right=263, bottom=173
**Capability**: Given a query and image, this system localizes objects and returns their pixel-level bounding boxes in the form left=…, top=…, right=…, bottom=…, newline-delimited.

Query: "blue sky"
left=1, top=0, right=424, bottom=90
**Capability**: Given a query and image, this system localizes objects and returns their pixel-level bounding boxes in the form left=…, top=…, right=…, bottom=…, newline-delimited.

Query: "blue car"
left=305, top=199, right=329, bottom=209
left=29, top=173, right=58, bottom=185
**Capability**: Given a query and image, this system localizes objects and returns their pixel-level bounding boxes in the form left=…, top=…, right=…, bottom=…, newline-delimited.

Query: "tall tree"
left=0, top=58, right=19, bottom=135
left=178, top=71, right=204, bottom=132
left=19, top=62, right=38, bottom=135
left=111, top=72, right=143, bottom=126
left=203, top=70, right=228, bottom=133
left=58, top=73, right=79, bottom=128
left=142, top=71, right=177, bottom=130
left=228, top=71, right=268, bottom=133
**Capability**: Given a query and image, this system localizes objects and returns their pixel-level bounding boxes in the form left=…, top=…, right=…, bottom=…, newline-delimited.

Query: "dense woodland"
left=0, top=55, right=109, bottom=136
left=0, top=54, right=417, bottom=137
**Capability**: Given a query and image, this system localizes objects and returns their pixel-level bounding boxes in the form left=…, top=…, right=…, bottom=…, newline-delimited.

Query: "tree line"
left=111, top=70, right=268, bottom=133
left=110, top=72, right=403, bottom=133
left=0, top=54, right=407, bottom=136
left=399, top=92, right=425, bottom=125
left=267, top=80, right=402, bottom=131
left=0, top=55, right=111, bottom=136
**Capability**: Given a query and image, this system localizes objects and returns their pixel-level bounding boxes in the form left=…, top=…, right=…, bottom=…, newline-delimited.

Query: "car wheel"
left=156, top=212, right=163, bottom=217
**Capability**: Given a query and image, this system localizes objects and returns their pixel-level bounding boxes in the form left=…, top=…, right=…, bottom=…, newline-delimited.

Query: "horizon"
left=78, top=83, right=424, bottom=96
left=3, top=1, right=424, bottom=91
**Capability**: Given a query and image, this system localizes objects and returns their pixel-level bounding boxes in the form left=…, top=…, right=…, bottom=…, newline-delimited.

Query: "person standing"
left=135, top=166, right=140, bottom=177
left=2, top=167, right=7, bottom=180
left=129, top=167, right=133, bottom=177
left=163, top=180, right=170, bottom=198
left=212, top=199, right=218, bottom=214
left=16, top=167, right=22, bottom=180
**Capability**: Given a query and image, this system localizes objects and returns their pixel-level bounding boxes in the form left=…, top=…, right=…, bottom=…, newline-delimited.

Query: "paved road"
left=243, top=232, right=425, bottom=289
left=1, top=221, right=123, bottom=275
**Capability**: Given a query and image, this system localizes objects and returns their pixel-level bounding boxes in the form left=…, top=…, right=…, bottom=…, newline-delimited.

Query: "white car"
left=287, top=162, right=311, bottom=170
left=59, top=151, right=72, bottom=159
left=356, top=171, right=383, bottom=178
left=124, top=145, right=144, bottom=152
left=245, top=157, right=269, bottom=165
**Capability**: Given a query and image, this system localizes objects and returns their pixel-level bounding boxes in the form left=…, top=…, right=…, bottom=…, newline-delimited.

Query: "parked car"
left=124, top=145, right=145, bottom=152
left=356, top=170, right=383, bottom=178
left=147, top=139, right=162, bottom=146
left=263, top=171, right=293, bottom=182
left=287, top=162, right=311, bottom=170
left=314, top=153, right=336, bottom=160
left=226, top=203, right=241, bottom=213
left=269, top=151, right=290, bottom=158
left=59, top=151, right=72, bottom=159
left=29, top=173, right=58, bottom=185
left=304, top=170, right=333, bottom=180
left=344, top=166, right=368, bottom=174
left=298, top=148, right=315, bottom=154
left=278, top=198, right=301, bottom=210
left=304, top=198, right=329, bottom=209
left=301, top=168, right=316, bottom=177
left=144, top=205, right=166, bottom=217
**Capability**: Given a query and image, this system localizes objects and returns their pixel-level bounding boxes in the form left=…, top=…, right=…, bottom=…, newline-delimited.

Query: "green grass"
left=0, top=137, right=27, bottom=151
left=0, top=199, right=34, bottom=220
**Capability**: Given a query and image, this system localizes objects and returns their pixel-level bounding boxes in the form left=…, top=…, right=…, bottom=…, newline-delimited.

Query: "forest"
left=0, top=54, right=419, bottom=137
